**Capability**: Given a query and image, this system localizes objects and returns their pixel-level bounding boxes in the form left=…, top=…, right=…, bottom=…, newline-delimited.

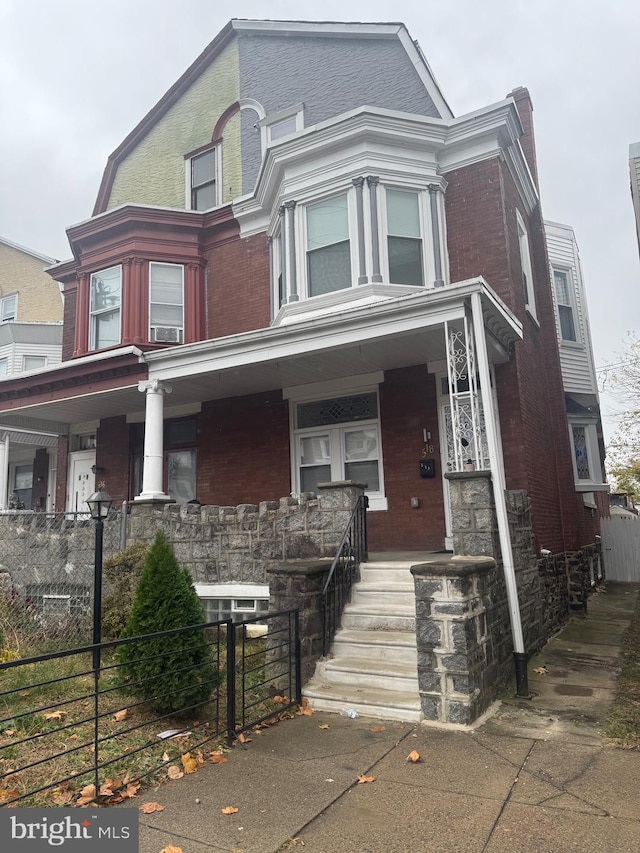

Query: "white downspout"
left=470, top=291, right=529, bottom=696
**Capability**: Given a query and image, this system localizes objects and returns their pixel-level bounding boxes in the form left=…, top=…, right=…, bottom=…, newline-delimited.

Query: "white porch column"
left=135, top=379, right=172, bottom=501
left=470, top=291, right=528, bottom=695
left=0, top=433, right=9, bottom=510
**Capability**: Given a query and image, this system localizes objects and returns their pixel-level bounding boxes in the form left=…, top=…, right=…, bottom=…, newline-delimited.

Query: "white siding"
left=0, top=341, right=62, bottom=377
left=544, top=221, right=598, bottom=396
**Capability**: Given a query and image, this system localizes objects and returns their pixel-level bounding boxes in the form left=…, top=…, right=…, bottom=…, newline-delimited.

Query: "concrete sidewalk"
left=133, top=582, right=640, bottom=853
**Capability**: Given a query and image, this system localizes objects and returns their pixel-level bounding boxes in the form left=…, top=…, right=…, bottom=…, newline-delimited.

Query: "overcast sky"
left=1, top=0, right=638, bottom=442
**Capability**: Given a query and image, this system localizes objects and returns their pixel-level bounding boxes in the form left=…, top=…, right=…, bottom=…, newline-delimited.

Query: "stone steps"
left=304, top=560, right=421, bottom=722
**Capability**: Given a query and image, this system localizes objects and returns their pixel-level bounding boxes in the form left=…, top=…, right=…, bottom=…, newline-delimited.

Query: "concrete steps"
left=304, top=560, right=421, bottom=722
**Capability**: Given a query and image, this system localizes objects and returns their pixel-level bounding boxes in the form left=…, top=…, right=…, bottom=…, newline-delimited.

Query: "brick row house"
left=0, top=20, right=606, bottom=717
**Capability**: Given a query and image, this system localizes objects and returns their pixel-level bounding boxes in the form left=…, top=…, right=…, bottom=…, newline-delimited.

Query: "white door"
left=66, top=451, right=96, bottom=515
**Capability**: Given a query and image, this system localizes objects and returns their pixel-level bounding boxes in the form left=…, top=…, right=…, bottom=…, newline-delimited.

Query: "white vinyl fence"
left=601, top=511, right=640, bottom=582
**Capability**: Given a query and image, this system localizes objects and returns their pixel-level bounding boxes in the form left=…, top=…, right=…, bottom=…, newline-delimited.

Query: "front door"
left=66, top=451, right=96, bottom=515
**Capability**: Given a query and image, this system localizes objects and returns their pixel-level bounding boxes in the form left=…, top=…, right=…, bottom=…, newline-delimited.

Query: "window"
left=23, top=355, right=46, bottom=372
left=89, top=265, right=121, bottom=350
left=0, top=358, right=8, bottom=378
left=262, top=105, right=304, bottom=147
left=200, top=593, right=269, bottom=625
left=269, top=115, right=297, bottom=141
left=294, top=392, right=383, bottom=501
left=149, top=262, right=184, bottom=343
left=516, top=211, right=537, bottom=320
left=306, top=194, right=351, bottom=297
left=552, top=268, right=577, bottom=342
left=386, top=189, right=423, bottom=285
left=572, top=425, right=591, bottom=480
left=1, top=295, right=16, bottom=322
left=567, top=420, right=607, bottom=491
left=13, top=463, right=33, bottom=510
left=189, top=147, right=218, bottom=211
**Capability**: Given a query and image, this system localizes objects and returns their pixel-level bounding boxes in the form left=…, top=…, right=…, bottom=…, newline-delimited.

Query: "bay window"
left=89, top=265, right=121, bottom=351
left=306, top=194, right=351, bottom=297
left=149, top=262, right=184, bottom=344
left=386, top=189, right=424, bottom=285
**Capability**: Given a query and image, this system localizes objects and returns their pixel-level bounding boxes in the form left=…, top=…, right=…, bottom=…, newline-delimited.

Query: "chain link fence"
left=0, top=511, right=124, bottom=656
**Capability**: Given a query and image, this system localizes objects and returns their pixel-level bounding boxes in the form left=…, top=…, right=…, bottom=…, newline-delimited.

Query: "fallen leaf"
left=318, top=724, right=330, bottom=730
left=139, top=801, right=164, bottom=813
left=3, top=730, right=16, bottom=736
left=370, top=726, right=385, bottom=733
left=208, top=752, right=228, bottom=764
left=299, top=707, right=313, bottom=716
left=407, top=750, right=421, bottom=763
left=357, top=775, right=375, bottom=784
left=160, top=846, right=183, bottom=853
left=180, top=753, right=198, bottom=774
left=0, top=789, right=20, bottom=803
left=167, top=766, right=184, bottom=780
left=236, top=733, right=251, bottom=744
left=533, top=666, right=548, bottom=675
left=162, top=751, right=170, bottom=762
left=124, top=783, right=140, bottom=798
left=113, top=709, right=128, bottom=722
left=76, top=784, right=96, bottom=806
left=221, top=806, right=239, bottom=815
left=300, top=697, right=310, bottom=709
left=69, top=734, right=78, bottom=740
left=43, top=711, right=64, bottom=721
left=273, top=695, right=290, bottom=704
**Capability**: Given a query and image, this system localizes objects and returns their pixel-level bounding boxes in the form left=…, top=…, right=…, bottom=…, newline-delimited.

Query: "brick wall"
left=198, top=390, right=291, bottom=506
left=445, top=156, right=579, bottom=554
left=96, top=416, right=131, bottom=506
left=205, top=233, right=271, bottom=338
left=369, top=366, right=446, bottom=551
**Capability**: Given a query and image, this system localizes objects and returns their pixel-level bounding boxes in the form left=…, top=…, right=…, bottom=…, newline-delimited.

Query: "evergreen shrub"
left=116, top=531, right=215, bottom=715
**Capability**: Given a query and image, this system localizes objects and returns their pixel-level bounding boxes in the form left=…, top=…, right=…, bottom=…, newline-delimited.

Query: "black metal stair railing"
left=321, top=495, right=368, bottom=656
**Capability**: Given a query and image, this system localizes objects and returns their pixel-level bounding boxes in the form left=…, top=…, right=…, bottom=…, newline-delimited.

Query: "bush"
left=116, top=531, right=215, bottom=716
left=101, top=542, right=149, bottom=641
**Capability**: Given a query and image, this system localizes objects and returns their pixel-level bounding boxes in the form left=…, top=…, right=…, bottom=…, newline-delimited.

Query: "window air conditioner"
left=151, top=326, right=183, bottom=344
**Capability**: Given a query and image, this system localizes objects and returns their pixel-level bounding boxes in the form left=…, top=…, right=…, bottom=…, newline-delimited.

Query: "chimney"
left=508, top=86, right=539, bottom=190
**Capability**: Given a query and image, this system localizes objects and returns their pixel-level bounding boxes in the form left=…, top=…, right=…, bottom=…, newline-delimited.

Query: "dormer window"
left=188, top=146, right=219, bottom=211
left=89, top=265, right=121, bottom=350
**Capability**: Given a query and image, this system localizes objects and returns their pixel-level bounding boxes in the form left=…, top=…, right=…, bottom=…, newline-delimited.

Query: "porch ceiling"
left=0, top=279, right=521, bottom=433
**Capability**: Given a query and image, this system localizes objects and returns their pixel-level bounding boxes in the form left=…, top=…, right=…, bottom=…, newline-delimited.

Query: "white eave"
left=233, top=100, right=538, bottom=235
left=142, top=278, right=522, bottom=385
left=0, top=236, right=56, bottom=265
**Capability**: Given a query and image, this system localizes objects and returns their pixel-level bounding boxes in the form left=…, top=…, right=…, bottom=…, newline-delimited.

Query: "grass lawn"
left=0, top=636, right=288, bottom=807
left=605, top=591, right=640, bottom=748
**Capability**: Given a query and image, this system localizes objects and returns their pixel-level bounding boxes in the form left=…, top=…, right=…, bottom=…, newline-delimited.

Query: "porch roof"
left=0, top=278, right=521, bottom=433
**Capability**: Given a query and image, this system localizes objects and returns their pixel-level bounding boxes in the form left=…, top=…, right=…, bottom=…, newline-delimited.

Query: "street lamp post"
left=86, top=489, right=112, bottom=671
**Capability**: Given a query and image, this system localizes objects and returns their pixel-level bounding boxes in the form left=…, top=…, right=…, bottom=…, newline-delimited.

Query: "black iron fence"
left=322, top=494, right=368, bottom=656
left=0, top=609, right=300, bottom=807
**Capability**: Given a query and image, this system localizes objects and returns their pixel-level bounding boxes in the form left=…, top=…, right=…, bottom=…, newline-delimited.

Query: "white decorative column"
left=135, top=379, right=172, bottom=502
left=0, top=433, right=8, bottom=510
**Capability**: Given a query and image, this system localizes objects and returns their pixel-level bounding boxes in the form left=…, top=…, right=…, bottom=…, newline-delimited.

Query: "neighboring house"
left=0, top=237, right=63, bottom=510
left=544, top=221, right=609, bottom=537
left=630, top=141, right=640, bottom=256
left=0, top=21, right=602, bottom=695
